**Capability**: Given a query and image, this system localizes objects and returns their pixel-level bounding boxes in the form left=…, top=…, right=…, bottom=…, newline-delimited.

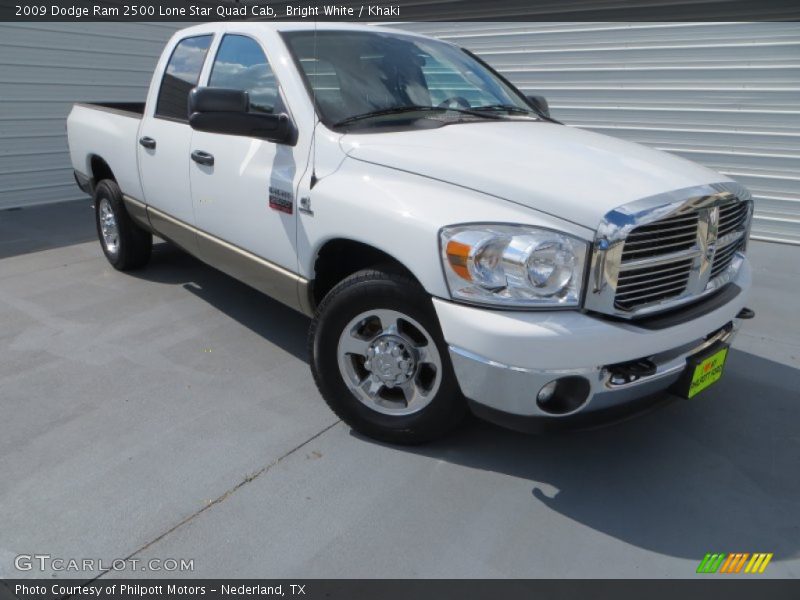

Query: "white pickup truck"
left=68, top=22, right=754, bottom=443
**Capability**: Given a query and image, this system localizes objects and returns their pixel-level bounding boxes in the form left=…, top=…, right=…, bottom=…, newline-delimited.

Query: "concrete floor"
left=1, top=200, right=798, bottom=579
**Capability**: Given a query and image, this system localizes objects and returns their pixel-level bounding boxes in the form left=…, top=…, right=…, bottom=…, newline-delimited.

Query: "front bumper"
left=434, top=258, right=751, bottom=429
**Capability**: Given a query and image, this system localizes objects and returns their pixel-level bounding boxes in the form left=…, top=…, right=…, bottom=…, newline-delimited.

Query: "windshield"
left=282, top=30, right=534, bottom=129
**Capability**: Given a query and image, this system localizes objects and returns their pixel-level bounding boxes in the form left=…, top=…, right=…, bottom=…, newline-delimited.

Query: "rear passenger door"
left=138, top=34, right=213, bottom=251
left=189, top=34, right=300, bottom=273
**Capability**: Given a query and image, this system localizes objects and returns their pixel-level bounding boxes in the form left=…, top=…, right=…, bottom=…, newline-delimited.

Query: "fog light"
left=535, top=376, right=591, bottom=415
left=537, top=381, right=558, bottom=403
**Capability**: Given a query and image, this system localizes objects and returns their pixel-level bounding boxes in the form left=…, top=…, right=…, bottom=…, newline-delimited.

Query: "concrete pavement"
left=1, top=200, right=798, bottom=579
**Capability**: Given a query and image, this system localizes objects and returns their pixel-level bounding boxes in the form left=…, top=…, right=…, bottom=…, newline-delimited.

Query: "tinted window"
left=155, top=35, right=213, bottom=121
left=420, top=54, right=504, bottom=107
left=284, top=31, right=528, bottom=127
left=209, top=35, right=280, bottom=114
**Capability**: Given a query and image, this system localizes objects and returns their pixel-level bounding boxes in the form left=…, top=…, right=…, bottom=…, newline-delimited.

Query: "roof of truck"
left=173, top=21, right=432, bottom=39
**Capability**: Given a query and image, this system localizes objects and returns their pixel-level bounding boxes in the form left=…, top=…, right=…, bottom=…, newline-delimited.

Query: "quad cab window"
left=155, top=35, right=213, bottom=121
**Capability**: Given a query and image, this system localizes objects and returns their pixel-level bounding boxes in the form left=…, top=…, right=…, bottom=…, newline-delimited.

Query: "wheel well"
left=89, top=155, right=116, bottom=185
left=311, top=239, right=418, bottom=307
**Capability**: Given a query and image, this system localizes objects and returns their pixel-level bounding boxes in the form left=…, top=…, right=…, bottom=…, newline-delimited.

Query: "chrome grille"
left=718, top=201, right=749, bottom=237
left=614, top=213, right=699, bottom=310
left=619, top=213, right=699, bottom=261
left=586, top=182, right=752, bottom=319
left=709, top=201, right=749, bottom=280
left=614, top=258, right=693, bottom=311
left=710, top=241, right=742, bottom=280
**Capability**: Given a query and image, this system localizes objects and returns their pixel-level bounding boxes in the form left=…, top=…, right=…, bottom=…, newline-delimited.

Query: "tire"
left=94, top=179, right=152, bottom=271
left=310, top=268, right=466, bottom=444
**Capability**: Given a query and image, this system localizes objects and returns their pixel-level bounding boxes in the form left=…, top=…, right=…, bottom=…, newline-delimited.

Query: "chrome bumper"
left=450, top=320, right=739, bottom=421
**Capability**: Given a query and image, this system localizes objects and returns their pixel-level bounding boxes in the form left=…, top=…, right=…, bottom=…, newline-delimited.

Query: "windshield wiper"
left=334, top=106, right=441, bottom=127
left=474, top=103, right=561, bottom=123
left=472, top=104, right=536, bottom=115
left=333, top=105, right=503, bottom=128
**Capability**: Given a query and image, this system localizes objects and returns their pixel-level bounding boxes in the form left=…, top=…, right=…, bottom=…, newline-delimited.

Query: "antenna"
left=309, top=16, right=319, bottom=189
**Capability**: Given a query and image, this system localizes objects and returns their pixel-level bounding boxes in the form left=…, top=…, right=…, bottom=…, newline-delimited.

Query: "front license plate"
left=686, top=346, right=729, bottom=398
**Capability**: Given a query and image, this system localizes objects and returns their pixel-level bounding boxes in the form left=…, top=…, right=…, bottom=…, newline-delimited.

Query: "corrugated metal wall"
left=0, top=23, right=182, bottom=210
left=393, top=22, right=800, bottom=244
left=1, top=21, right=798, bottom=244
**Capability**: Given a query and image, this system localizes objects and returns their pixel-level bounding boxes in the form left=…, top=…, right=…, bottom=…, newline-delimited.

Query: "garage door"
left=0, top=23, right=182, bottom=210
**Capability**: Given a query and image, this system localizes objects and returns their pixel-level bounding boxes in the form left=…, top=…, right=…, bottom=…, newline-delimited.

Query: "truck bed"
left=74, top=102, right=145, bottom=119
left=67, top=102, right=146, bottom=201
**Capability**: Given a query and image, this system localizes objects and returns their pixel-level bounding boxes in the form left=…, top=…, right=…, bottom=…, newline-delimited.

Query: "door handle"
left=139, top=136, right=156, bottom=150
left=191, top=150, right=214, bottom=166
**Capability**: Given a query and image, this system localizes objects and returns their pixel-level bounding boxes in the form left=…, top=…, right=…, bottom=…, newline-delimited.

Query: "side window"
left=209, top=35, right=280, bottom=114
left=155, top=35, right=213, bottom=121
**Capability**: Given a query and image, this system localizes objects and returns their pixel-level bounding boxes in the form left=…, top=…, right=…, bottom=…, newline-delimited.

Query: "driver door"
left=189, top=33, right=302, bottom=283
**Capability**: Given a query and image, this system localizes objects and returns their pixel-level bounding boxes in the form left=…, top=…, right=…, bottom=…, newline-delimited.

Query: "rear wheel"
left=310, top=268, right=466, bottom=444
left=94, top=179, right=152, bottom=270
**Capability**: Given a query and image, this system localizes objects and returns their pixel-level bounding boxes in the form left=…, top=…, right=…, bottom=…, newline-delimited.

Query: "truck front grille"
left=585, top=182, right=752, bottom=319
left=613, top=213, right=699, bottom=310
left=710, top=201, right=749, bottom=280
left=614, top=258, right=694, bottom=311
left=718, top=200, right=750, bottom=237
left=613, top=201, right=751, bottom=312
left=619, top=213, right=699, bottom=261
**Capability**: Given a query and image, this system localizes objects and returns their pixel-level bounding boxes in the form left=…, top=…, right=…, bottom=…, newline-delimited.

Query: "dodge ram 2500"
left=67, top=23, right=754, bottom=443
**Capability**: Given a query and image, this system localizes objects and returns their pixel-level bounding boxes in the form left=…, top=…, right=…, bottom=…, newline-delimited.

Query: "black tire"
left=94, top=179, right=152, bottom=271
left=309, top=268, right=466, bottom=444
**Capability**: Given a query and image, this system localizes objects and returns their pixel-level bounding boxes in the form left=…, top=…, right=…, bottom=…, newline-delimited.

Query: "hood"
left=340, top=121, right=730, bottom=229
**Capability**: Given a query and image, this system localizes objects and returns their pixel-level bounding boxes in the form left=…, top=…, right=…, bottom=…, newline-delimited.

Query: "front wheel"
left=309, top=269, right=466, bottom=444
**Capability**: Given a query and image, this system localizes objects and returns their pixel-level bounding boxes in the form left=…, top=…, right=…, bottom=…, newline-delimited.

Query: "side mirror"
left=188, top=87, right=296, bottom=145
left=526, top=95, right=550, bottom=119
left=189, top=87, right=249, bottom=113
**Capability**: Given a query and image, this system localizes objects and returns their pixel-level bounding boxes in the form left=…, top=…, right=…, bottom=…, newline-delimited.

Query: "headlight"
left=440, top=224, right=588, bottom=308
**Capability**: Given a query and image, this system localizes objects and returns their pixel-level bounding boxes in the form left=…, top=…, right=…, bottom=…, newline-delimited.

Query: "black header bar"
left=1, top=0, right=799, bottom=22
left=2, top=579, right=800, bottom=600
